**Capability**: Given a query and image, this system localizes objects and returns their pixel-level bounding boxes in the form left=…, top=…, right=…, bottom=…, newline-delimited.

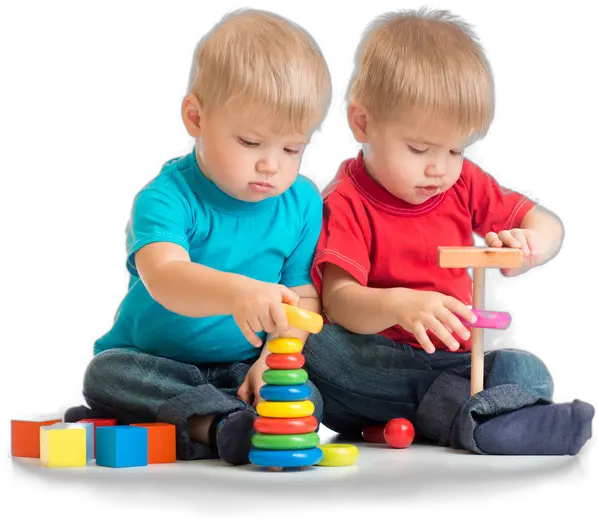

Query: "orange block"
left=131, top=423, right=176, bottom=464
left=11, top=418, right=61, bottom=458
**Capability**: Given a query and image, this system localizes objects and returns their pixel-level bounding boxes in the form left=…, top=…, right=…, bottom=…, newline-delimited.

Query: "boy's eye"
left=284, top=147, right=301, bottom=155
left=238, top=137, right=260, bottom=147
left=408, top=145, right=427, bottom=155
left=450, top=150, right=464, bottom=157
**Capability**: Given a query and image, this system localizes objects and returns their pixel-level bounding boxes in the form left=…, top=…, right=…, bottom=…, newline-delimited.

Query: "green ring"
left=263, top=369, right=308, bottom=385
left=251, top=432, right=320, bottom=450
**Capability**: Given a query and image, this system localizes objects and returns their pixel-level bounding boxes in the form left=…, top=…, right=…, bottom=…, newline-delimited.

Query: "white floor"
left=3, top=424, right=596, bottom=520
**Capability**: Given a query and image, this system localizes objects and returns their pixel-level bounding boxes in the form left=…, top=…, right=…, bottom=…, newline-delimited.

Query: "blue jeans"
left=303, top=325, right=553, bottom=454
left=81, top=349, right=324, bottom=460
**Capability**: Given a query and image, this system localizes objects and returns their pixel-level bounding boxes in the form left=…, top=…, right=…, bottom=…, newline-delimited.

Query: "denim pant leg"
left=82, top=349, right=253, bottom=460
left=415, top=348, right=554, bottom=452
left=304, top=325, right=439, bottom=437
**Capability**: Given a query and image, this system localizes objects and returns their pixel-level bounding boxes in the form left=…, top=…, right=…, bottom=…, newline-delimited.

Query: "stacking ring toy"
left=254, top=416, right=318, bottom=435
left=283, top=304, right=323, bottom=334
left=257, top=400, right=314, bottom=418
left=263, top=368, right=308, bottom=385
left=266, top=353, right=305, bottom=370
left=260, top=384, right=311, bottom=402
left=316, top=444, right=359, bottom=467
left=249, top=447, right=323, bottom=468
left=251, top=432, right=320, bottom=450
left=267, top=338, right=303, bottom=354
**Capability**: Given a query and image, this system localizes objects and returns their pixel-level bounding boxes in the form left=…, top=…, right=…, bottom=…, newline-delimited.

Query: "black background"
left=4, top=1, right=598, bottom=516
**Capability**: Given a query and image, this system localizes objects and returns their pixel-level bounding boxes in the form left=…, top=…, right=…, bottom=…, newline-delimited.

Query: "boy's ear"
left=182, top=94, right=203, bottom=138
left=347, top=102, right=369, bottom=143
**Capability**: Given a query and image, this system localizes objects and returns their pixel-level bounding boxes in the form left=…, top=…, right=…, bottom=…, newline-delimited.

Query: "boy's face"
left=362, top=119, right=469, bottom=205
left=195, top=105, right=310, bottom=203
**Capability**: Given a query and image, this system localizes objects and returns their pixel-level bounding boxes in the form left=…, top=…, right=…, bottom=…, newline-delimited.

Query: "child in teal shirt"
left=65, top=8, right=331, bottom=465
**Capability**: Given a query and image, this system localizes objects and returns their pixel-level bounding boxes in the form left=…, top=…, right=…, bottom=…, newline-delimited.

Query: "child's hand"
left=485, top=229, right=537, bottom=276
left=232, top=279, right=300, bottom=347
left=391, top=288, right=477, bottom=354
left=237, top=357, right=267, bottom=408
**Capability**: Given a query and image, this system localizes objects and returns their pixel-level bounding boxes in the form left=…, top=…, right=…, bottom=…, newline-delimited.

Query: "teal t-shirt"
left=94, top=150, right=323, bottom=364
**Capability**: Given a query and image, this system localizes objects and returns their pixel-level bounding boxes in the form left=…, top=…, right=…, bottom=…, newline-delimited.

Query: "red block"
left=11, top=418, right=61, bottom=458
left=131, top=423, right=176, bottom=464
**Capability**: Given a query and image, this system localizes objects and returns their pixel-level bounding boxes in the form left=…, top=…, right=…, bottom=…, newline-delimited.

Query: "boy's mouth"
left=416, top=185, right=439, bottom=196
left=249, top=181, right=275, bottom=193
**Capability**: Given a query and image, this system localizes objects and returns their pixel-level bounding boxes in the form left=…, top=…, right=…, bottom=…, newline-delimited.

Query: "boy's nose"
left=425, top=157, right=448, bottom=178
left=256, top=154, right=277, bottom=175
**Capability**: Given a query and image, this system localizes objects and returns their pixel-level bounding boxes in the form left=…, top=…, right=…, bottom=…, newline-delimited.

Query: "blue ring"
left=249, top=447, right=323, bottom=468
left=259, top=384, right=312, bottom=401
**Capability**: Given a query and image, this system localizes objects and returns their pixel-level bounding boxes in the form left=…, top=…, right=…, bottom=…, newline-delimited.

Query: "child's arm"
left=136, top=242, right=240, bottom=316
left=465, top=160, right=564, bottom=277
left=322, top=263, right=397, bottom=335
left=485, top=205, right=564, bottom=277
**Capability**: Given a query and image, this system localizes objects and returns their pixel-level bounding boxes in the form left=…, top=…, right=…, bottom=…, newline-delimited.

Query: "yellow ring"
left=267, top=337, right=303, bottom=354
left=316, top=444, right=359, bottom=467
left=282, top=304, right=324, bottom=334
left=256, top=400, right=315, bottom=418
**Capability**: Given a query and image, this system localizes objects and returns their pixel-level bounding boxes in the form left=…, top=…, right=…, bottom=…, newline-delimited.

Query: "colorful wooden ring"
left=316, top=444, right=359, bottom=467
left=282, top=304, right=324, bottom=334
left=249, top=447, right=323, bottom=468
left=263, top=368, right=308, bottom=385
left=256, top=400, right=314, bottom=418
left=266, top=353, right=305, bottom=370
left=459, top=309, right=512, bottom=330
left=251, top=432, right=320, bottom=450
left=254, top=416, right=318, bottom=435
left=260, top=384, right=311, bottom=402
left=267, top=337, right=303, bottom=354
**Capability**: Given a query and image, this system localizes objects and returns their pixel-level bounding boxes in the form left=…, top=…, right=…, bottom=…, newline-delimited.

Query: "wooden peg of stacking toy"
left=438, top=247, right=523, bottom=395
left=250, top=305, right=334, bottom=470
left=40, top=422, right=88, bottom=467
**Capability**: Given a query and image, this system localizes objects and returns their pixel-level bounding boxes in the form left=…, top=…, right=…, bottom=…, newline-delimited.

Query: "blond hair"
left=187, top=9, right=331, bottom=134
left=348, top=8, right=494, bottom=142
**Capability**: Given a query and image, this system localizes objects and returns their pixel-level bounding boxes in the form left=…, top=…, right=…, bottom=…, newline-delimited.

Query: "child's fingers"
left=444, top=296, right=477, bottom=324
left=510, top=229, right=530, bottom=255
left=237, top=379, right=251, bottom=403
left=497, top=230, right=520, bottom=248
left=270, top=303, right=289, bottom=333
left=259, top=310, right=276, bottom=334
left=279, top=285, right=300, bottom=307
left=413, top=322, right=436, bottom=354
left=426, top=317, right=460, bottom=351
left=440, top=309, right=470, bottom=340
left=240, top=321, right=263, bottom=347
left=485, top=231, right=502, bottom=248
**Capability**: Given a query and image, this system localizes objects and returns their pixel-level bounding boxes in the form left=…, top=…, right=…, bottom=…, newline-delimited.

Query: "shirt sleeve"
left=279, top=182, right=323, bottom=288
left=465, top=160, right=536, bottom=237
left=125, top=177, right=192, bottom=277
left=311, top=192, right=371, bottom=293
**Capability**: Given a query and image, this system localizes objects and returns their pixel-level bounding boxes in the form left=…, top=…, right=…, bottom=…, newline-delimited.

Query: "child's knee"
left=488, top=349, right=554, bottom=400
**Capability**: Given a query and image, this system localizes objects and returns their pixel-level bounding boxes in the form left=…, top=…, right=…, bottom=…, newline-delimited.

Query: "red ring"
left=265, top=353, right=305, bottom=370
left=254, top=416, right=318, bottom=435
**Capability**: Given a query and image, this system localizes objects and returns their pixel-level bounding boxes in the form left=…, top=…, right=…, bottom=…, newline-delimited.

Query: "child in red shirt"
left=304, top=8, right=594, bottom=455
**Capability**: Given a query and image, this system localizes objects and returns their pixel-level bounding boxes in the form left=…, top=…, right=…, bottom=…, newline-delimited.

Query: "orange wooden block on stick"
left=131, top=423, right=176, bottom=464
left=438, top=247, right=523, bottom=396
left=11, top=417, right=61, bottom=458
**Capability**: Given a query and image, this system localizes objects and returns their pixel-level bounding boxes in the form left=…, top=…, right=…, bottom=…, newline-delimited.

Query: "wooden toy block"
left=77, top=418, right=118, bottom=458
left=96, top=426, right=148, bottom=468
left=438, top=247, right=523, bottom=268
left=11, top=417, right=61, bottom=458
left=40, top=423, right=87, bottom=467
left=131, top=423, right=176, bottom=464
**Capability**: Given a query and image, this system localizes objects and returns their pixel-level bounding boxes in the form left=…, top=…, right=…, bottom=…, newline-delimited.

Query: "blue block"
left=77, top=422, right=95, bottom=462
left=96, top=426, right=148, bottom=468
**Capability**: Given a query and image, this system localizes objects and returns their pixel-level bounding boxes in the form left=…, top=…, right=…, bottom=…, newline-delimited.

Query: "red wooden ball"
left=383, top=418, right=415, bottom=449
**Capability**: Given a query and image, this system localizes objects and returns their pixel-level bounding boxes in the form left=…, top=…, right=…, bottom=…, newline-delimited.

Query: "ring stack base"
left=249, top=337, right=322, bottom=470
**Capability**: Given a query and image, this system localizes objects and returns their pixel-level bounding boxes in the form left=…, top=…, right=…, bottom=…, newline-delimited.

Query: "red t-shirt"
left=311, top=151, right=535, bottom=352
